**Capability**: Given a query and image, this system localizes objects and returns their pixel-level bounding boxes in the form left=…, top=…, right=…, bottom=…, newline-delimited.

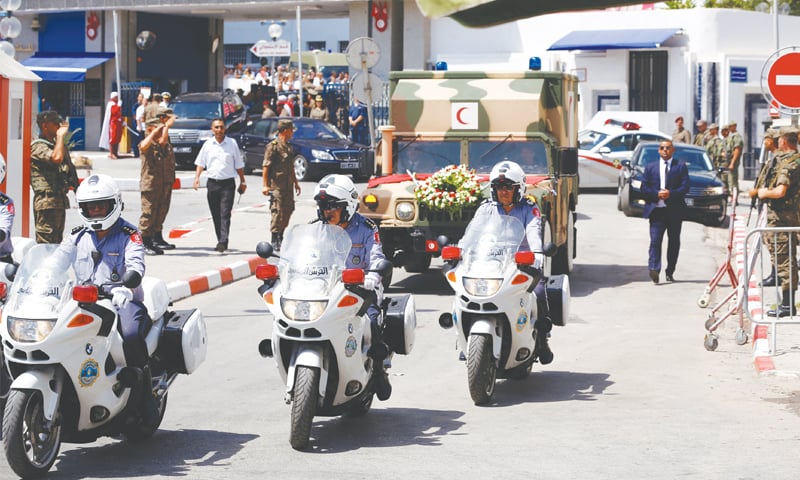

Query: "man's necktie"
left=664, top=161, right=669, bottom=185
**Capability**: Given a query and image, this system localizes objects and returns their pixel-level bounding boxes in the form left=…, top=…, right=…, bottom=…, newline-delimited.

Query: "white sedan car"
left=578, top=120, right=670, bottom=189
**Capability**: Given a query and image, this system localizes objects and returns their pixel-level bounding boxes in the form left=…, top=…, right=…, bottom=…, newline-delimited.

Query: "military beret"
left=708, top=123, right=719, bottom=130
left=36, top=110, right=63, bottom=125
left=763, top=129, right=779, bottom=140
left=779, top=126, right=799, bottom=135
left=696, top=119, right=707, bottom=127
left=675, top=115, right=683, bottom=123
left=146, top=117, right=162, bottom=126
left=727, top=121, right=737, bottom=128
left=277, top=119, right=294, bottom=132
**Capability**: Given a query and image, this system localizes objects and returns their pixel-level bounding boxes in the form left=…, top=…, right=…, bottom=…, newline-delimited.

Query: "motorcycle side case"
left=156, top=308, right=208, bottom=374
left=546, top=274, right=570, bottom=327
left=383, top=294, right=417, bottom=355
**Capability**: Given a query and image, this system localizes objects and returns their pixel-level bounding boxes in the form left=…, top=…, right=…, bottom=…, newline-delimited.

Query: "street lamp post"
left=267, top=22, right=283, bottom=89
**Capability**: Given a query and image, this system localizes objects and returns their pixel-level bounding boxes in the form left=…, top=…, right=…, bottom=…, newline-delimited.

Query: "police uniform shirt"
left=475, top=197, right=543, bottom=255
left=343, top=212, right=386, bottom=285
left=0, top=193, right=14, bottom=257
left=65, top=218, right=146, bottom=302
left=194, top=135, right=244, bottom=180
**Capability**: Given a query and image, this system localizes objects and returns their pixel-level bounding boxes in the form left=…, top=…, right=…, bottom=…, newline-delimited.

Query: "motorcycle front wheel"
left=290, top=366, right=320, bottom=450
left=3, top=389, right=62, bottom=478
left=467, top=334, right=497, bottom=406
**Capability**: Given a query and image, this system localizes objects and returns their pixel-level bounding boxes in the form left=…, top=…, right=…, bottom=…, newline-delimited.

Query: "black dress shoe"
left=143, top=240, right=164, bottom=255
left=153, top=239, right=176, bottom=250
left=761, top=274, right=778, bottom=287
left=767, top=305, right=797, bottom=317
left=666, top=273, right=675, bottom=282
left=649, top=269, right=659, bottom=284
left=215, top=242, right=226, bottom=253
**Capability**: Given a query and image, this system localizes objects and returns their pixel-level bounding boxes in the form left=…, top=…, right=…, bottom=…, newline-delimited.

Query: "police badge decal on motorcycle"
left=79, top=358, right=99, bottom=388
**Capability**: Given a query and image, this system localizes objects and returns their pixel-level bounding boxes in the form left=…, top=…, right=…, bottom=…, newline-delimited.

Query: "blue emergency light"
left=434, top=61, right=448, bottom=71
left=529, top=57, right=542, bottom=71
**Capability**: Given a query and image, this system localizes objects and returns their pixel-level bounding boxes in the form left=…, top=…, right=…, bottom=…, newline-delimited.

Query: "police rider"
left=65, top=174, right=159, bottom=425
left=312, top=174, right=393, bottom=401
left=475, top=160, right=554, bottom=364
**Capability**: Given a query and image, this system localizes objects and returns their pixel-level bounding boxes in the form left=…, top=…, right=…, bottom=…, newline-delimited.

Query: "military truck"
left=359, top=69, right=579, bottom=278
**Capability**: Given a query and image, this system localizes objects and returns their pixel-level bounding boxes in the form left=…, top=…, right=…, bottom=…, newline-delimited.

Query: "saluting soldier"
left=30, top=110, right=79, bottom=244
left=757, top=128, right=800, bottom=317
left=262, top=119, right=302, bottom=251
left=137, top=113, right=171, bottom=255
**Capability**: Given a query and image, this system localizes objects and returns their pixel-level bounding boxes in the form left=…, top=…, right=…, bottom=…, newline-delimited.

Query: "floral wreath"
left=414, top=164, right=484, bottom=213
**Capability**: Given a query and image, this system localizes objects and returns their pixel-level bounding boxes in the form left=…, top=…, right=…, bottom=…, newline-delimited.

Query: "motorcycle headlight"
left=631, top=179, right=642, bottom=189
left=705, top=186, right=725, bottom=196
left=7, top=316, right=57, bottom=343
left=462, top=277, right=502, bottom=297
left=280, top=299, right=327, bottom=321
left=312, top=149, right=334, bottom=161
left=395, top=202, right=415, bottom=221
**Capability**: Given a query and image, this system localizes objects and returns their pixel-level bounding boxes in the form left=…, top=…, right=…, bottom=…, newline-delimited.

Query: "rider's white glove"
left=363, top=276, right=379, bottom=291
left=111, top=287, right=133, bottom=308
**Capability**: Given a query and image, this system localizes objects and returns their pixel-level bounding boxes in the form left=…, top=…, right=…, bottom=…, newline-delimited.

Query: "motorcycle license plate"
left=341, top=162, right=359, bottom=169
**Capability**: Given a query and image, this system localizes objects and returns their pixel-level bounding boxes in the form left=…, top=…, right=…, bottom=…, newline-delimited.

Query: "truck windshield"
left=395, top=140, right=460, bottom=173
left=468, top=141, right=549, bottom=174
left=171, top=101, right=222, bottom=120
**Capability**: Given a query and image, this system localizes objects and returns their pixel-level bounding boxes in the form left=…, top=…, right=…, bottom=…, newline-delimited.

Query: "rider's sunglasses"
left=493, top=183, right=516, bottom=191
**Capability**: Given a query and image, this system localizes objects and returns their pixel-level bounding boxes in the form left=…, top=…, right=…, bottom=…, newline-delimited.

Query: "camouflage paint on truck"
left=360, top=70, right=579, bottom=275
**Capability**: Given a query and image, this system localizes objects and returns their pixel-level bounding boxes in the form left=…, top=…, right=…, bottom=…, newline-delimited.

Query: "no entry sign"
left=767, top=51, right=800, bottom=110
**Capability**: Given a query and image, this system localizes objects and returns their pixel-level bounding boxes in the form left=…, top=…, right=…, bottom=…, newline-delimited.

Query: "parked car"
left=234, top=117, right=372, bottom=181
left=167, top=91, right=248, bottom=168
left=617, top=142, right=728, bottom=226
left=579, top=119, right=670, bottom=188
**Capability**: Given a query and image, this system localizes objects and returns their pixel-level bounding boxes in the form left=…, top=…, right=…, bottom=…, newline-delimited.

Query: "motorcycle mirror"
left=543, top=242, right=557, bottom=257
left=122, top=270, right=142, bottom=289
left=436, top=235, right=449, bottom=247
left=4, top=262, right=17, bottom=282
left=256, top=241, right=274, bottom=259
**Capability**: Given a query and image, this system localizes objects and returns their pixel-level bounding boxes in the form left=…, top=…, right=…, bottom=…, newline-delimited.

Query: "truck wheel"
left=404, top=253, right=431, bottom=273
left=551, top=211, right=574, bottom=275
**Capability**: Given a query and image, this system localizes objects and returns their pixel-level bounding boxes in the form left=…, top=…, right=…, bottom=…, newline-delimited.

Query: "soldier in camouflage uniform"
left=152, top=106, right=177, bottom=251
left=262, top=119, right=301, bottom=251
left=30, top=111, right=79, bottom=244
left=726, top=121, right=744, bottom=195
left=705, top=124, right=729, bottom=189
left=749, top=129, right=780, bottom=286
left=137, top=115, right=170, bottom=255
left=757, top=129, right=800, bottom=317
left=694, top=119, right=709, bottom=147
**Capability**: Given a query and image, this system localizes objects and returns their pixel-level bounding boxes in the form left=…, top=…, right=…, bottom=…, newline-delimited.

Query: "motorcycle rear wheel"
left=290, top=366, right=319, bottom=450
left=3, top=389, right=62, bottom=478
left=467, top=334, right=496, bottom=405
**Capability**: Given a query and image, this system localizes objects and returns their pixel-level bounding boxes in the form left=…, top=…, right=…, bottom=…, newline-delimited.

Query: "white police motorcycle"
left=438, top=212, right=569, bottom=405
left=0, top=243, right=207, bottom=478
left=255, top=223, right=416, bottom=450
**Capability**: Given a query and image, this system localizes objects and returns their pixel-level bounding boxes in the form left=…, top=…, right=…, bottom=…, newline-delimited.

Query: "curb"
left=732, top=218, right=776, bottom=373
left=116, top=175, right=208, bottom=192
left=166, top=256, right=267, bottom=303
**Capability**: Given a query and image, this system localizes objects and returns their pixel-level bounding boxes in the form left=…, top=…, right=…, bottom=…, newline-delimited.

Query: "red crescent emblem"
left=456, top=107, right=469, bottom=125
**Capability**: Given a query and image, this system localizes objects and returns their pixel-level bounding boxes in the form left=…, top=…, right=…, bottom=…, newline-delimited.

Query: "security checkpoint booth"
left=0, top=50, right=40, bottom=240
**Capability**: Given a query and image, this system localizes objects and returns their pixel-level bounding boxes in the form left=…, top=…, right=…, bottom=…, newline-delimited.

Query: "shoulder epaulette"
left=363, top=217, right=378, bottom=231
left=71, top=225, right=85, bottom=234
left=524, top=194, right=537, bottom=205
left=0, top=193, right=10, bottom=205
left=121, top=225, right=138, bottom=236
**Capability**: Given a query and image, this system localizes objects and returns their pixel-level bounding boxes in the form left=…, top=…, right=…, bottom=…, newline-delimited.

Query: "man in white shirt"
left=192, top=118, right=247, bottom=253
left=133, top=92, right=146, bottom=157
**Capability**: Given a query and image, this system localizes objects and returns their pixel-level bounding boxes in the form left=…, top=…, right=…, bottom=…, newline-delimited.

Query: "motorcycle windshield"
left=6, top=244, right=78, bottom=318
left=279, top=223, right=352, bottom=299
left=458, top=212, right=524, bottom=277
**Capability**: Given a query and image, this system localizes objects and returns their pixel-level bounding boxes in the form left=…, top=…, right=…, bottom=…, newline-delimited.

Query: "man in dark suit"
left=641, top=139, right=690, bottom=284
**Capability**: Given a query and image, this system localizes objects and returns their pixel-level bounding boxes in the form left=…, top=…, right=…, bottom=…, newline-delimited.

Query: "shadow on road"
left=306, top=407, right=466, bottom=453
left=570, top=263, right=712, bottom=297
left=49, top=429, right=258, bottom=478
left=489, top=370, right=613, bottom=407
left=389, top=269, right=452, bottom=296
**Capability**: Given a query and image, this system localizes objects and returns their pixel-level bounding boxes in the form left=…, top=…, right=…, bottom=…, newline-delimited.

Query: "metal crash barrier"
left=742, top=223, right=800, bottom=355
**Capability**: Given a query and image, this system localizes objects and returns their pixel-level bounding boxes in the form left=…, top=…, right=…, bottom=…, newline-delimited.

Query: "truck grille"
left=169, top=130, right=200, bottom=144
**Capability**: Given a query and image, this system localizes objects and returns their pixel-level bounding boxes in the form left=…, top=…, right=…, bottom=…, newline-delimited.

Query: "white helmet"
left=0, top=153, right=6, bottom=184
left=489, top=160, right=526, bottom=204
left=313, top=174, right=359, bottom=224
left=76, top=174, right=123, bottom=231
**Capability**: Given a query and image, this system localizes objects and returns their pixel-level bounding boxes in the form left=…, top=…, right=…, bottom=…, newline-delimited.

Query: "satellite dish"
left=135, top=30, right=157, bottom=51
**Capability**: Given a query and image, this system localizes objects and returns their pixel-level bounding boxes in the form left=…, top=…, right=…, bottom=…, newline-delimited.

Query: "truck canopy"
left=389, top=71, right=576, bottom=142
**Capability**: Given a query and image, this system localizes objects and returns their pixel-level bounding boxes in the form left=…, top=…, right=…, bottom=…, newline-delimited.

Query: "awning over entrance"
left=548, top=28, right=682, bottom=51
left=21, top=53, right=114, bottom=82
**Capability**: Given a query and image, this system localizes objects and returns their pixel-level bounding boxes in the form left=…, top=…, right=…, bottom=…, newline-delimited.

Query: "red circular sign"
left=768, top=52, right=800, bottom=109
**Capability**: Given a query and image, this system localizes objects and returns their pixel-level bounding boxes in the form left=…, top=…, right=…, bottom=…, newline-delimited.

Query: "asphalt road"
left=2, top=163, right=800, bottom=478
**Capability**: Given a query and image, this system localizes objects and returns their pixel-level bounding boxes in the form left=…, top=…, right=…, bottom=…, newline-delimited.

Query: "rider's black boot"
left=368, top=339, right=392, bottom=401
left=271, top=232, right=280, bottom=252
left=276, top=232, right=284, bottom=252
left=140, top=365, right=160, bottom=428
left=533, top=317, right=554, bottom=365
